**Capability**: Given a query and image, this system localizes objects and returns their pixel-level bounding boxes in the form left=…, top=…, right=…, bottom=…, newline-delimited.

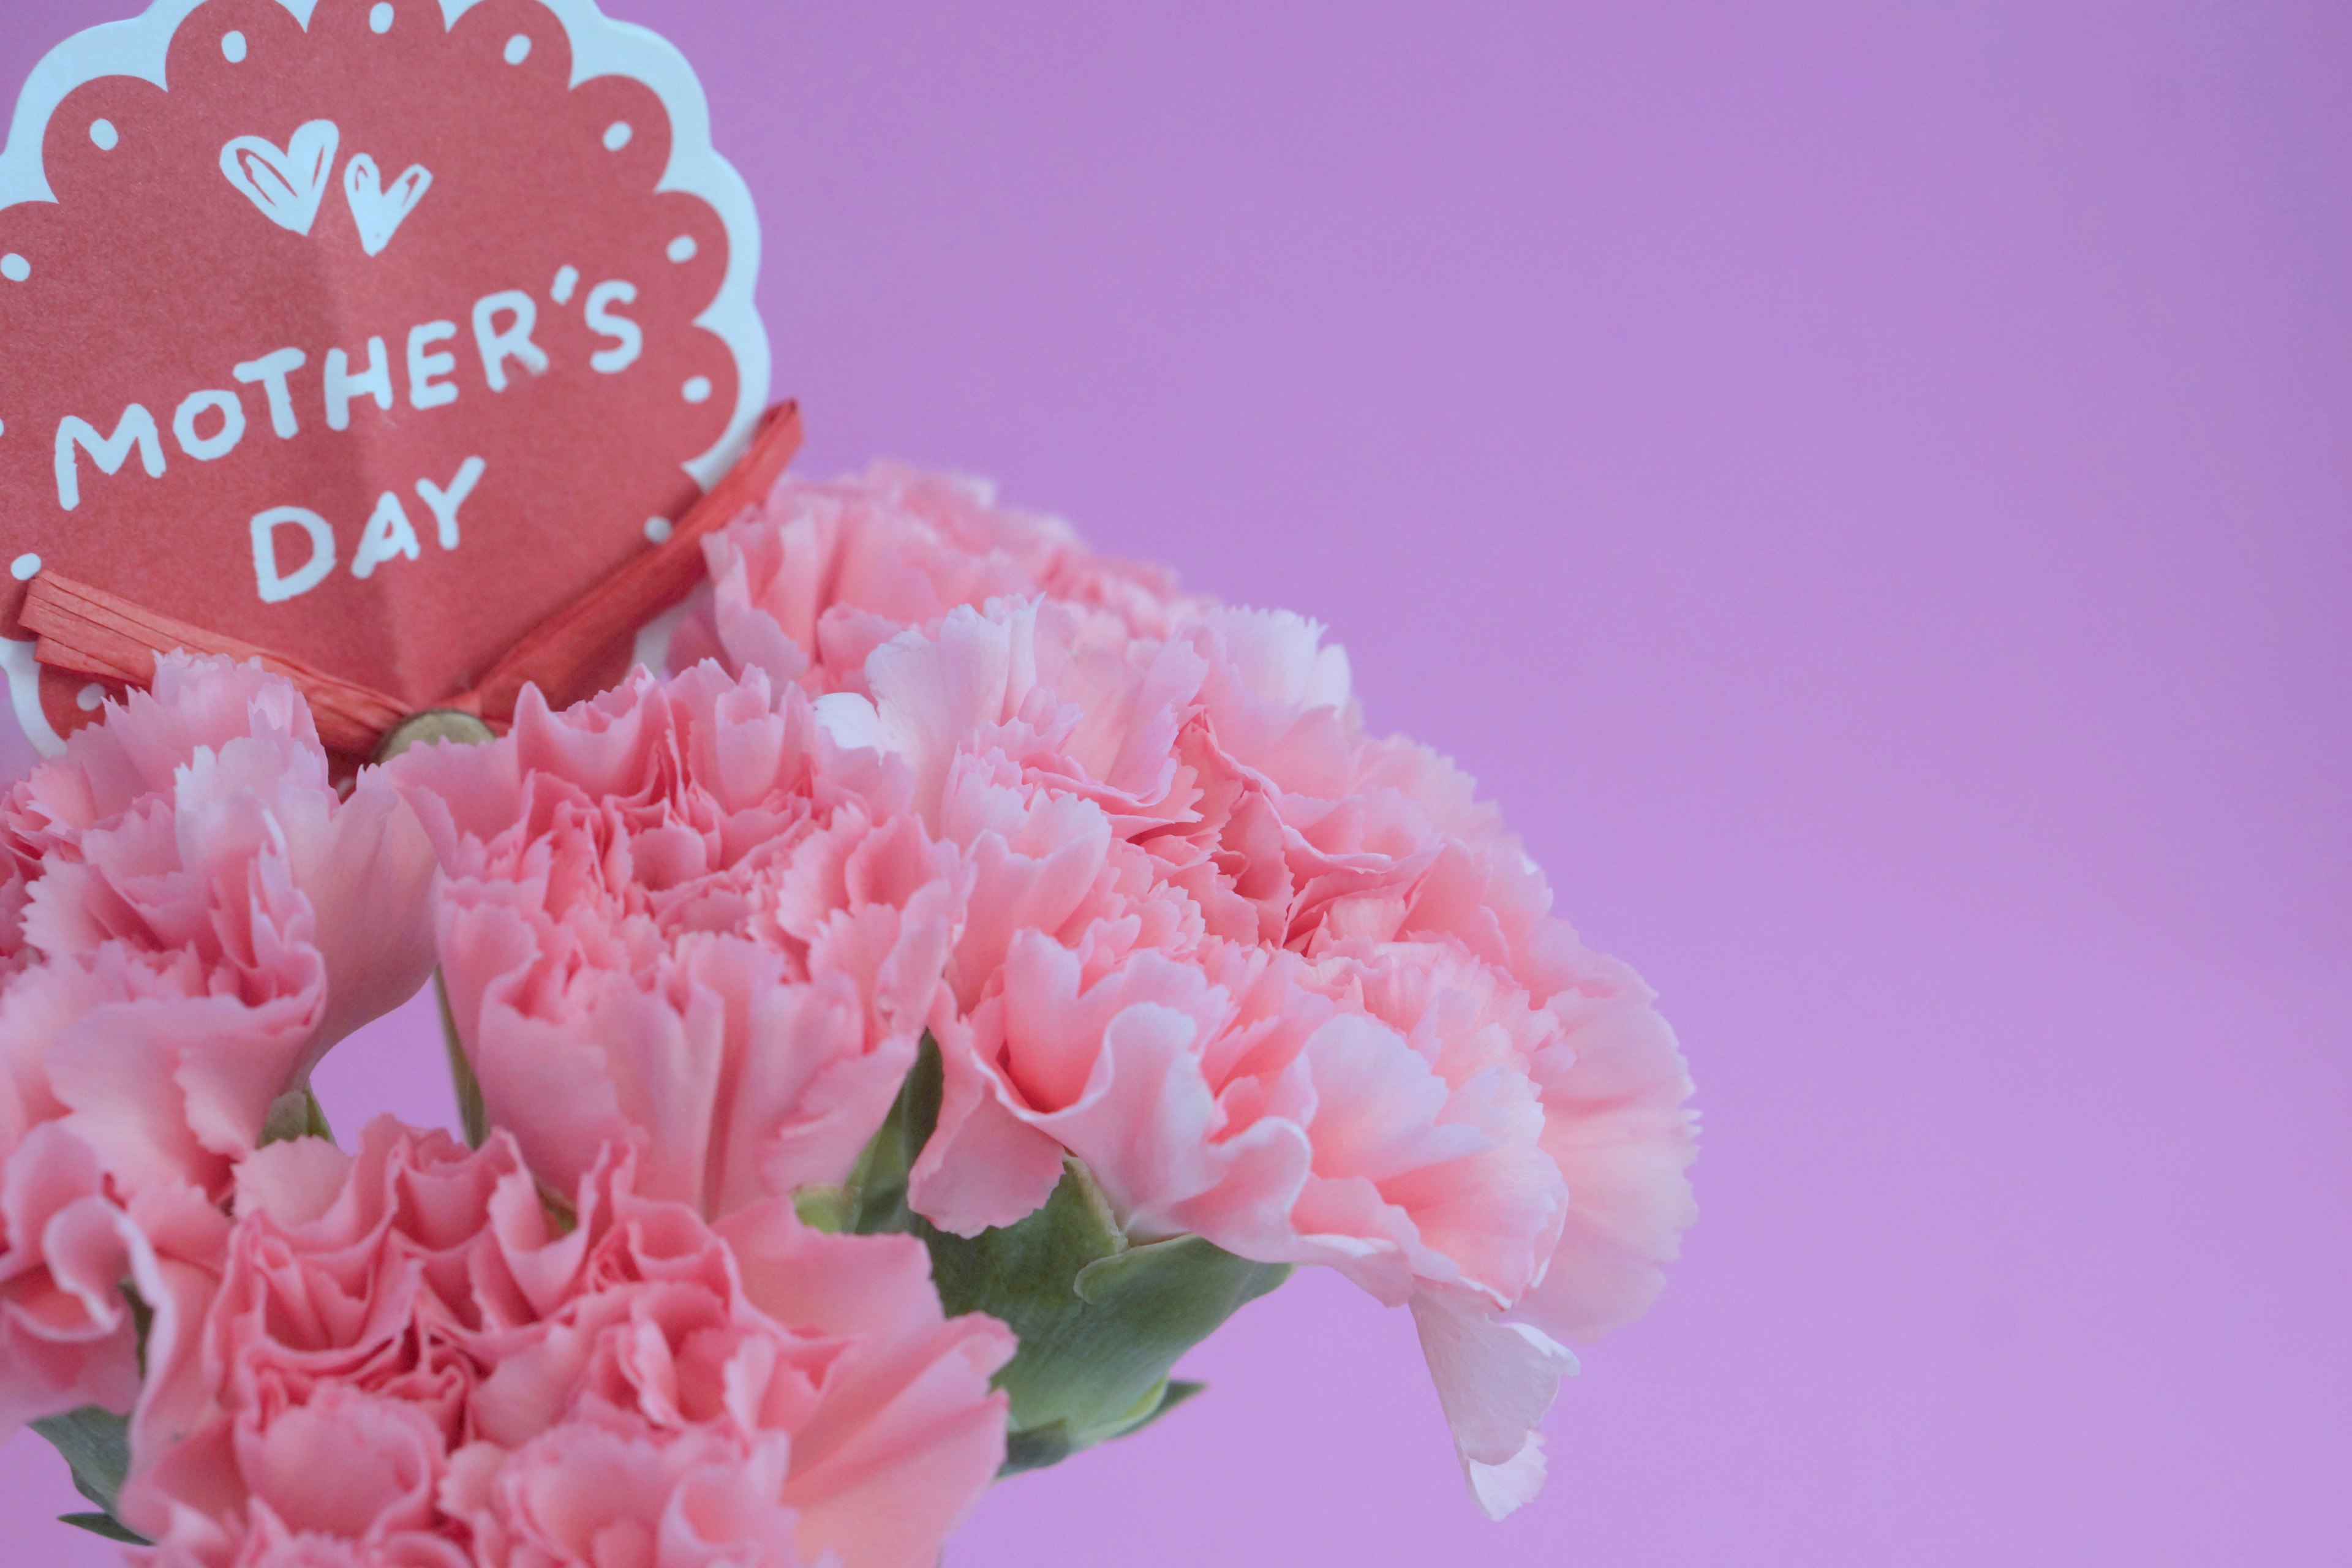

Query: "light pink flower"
left=0, top=655, right=436, bottom=1439
left=822, top=598, right=1212, bottom=840
left=450, top=1159, right=1013, bottom=1568
left=822, top=586, right=1696, bottom=1517
left=128, top=1118, right=1011, bottom=1568
left=391, top=662, right=966, bottom=1215
left=0, top=1120, right=221, bottom=1434
left=124, top=1117, right=576, bottom=1565
left=225, top=1520, right=471, bottom=1568
left=415, top=462, right=1695, bottom=1520
left=671, top=462, right=1205, bottom=697
left=3, top=655, right=437, bottom=1076
left=443, top=1423, right=801, bottom=1568
left=1517, top=952, right=1702, bottom=1344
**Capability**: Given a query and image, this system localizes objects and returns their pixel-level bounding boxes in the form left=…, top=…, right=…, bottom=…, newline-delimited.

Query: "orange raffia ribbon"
left=20, top=573, right=408, bottom=754
left=20, top=401, right=803, bottom=758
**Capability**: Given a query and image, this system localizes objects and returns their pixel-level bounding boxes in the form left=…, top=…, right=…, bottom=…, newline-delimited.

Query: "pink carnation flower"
left=406, top=463, right=1695, bottom=1520
left=0, top=1120, right=222, bottom=1438
left=670, top=462, right=1205, bottom=697
left=812, top=592, right=1697, bottom=1517
left=391, top=662, right=966, bottom=1215
left=0, top=655, right=437, bottom=1438
left=127, top=1117, right=1012, bottom=1568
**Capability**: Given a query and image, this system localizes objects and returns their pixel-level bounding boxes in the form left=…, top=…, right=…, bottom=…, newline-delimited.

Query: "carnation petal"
left=1408, top=1286, right=1578, bottom=1520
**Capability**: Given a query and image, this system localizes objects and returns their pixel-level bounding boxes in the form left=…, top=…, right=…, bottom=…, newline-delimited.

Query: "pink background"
left=4, top=2, right=2346, bottom=1564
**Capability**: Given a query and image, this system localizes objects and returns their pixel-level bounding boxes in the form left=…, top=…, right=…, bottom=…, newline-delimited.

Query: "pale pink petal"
left=1517, top=956, right=1698, bottom=1343
left=718, top=1200, right=1012, bottom=1568
left=0, top=1123, right=144, bottom=1428
left=291, top=771, right=439, bottom=1060
left=910, top=1008, right=1068, bottom=1237
left=1409, top=1286, right=1578, bottom=1521
left=233, top=1385, right=445, bottom=1540
left=398, top=662, right=963, bottom=1227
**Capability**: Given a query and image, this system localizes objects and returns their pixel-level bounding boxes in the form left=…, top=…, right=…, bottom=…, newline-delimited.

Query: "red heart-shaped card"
left=0, top=0, right=769, bottom=760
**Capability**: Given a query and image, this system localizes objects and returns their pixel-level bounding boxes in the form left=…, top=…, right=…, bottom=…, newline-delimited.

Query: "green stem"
left=437, top=969, right=490, bottom=1148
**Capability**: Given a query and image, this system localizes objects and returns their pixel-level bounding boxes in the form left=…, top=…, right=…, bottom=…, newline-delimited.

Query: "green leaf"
left=995, top=1377, right=1208, bottom=1476
left=31, top=1406, right=131, bottom=1519
left=998, top=1422, right=1080, bottom=1476
left=437, top=970, right=489, bottom=1148
left=927, top=1167, right=1289, bottom=1461
left=840, top=1035, right=1288, bottom=1474
left=258, top=1084, right=333, bottom=1147
left=843, top=1033, right=943, bottom=1237
left=791, top=1185, right=857, bottom=1234
left=1125, top=1377, right=1207, bottom=1437
left=58, top=1512, right=146, bottom=1544
left=123, top=1282, right=153, bottom=1379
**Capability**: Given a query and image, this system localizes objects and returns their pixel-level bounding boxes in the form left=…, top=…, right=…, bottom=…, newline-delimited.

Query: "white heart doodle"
left=342, top=153, right=432, bottom=257
left=219, top=120, right=339, bottom=235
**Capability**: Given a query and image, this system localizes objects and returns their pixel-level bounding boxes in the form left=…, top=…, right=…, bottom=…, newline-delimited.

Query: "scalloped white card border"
left=0, top=0, right=770, bottom=755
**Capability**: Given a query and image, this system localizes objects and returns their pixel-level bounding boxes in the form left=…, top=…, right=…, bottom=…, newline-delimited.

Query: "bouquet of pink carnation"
left=1, top=462, right=1695, bottom=1563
